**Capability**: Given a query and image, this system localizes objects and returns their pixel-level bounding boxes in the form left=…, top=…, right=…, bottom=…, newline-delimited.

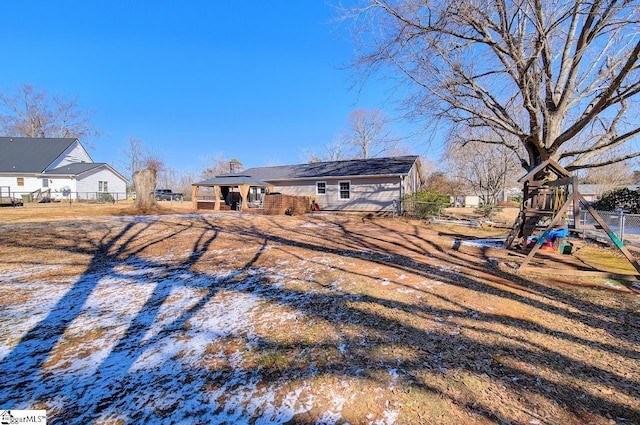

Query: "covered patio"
left=191, top=174, right=272, bottom=212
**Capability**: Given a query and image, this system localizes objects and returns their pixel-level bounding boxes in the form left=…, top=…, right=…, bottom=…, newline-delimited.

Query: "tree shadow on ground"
left=0, top=214, right=637, bottom=424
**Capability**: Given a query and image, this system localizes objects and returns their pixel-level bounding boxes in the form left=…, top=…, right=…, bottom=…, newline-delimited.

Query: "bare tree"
left=0, top=84, right=100, bottom=143
left=174, top=169, right=199, bottom=200
left=578, top=150, right=634, bottom=197
left=445, top=138, right=523, bottom=205
left=120, top=137, right=146, bottom=185
left=143, top=149, right=165, bottom=182
left=301, top=137, right=349, bottom=163
left=341, top=1, right=640, bottom=171
left=303, top=109, right=406, bottom=162
left=343, top=108, right=400, bottom=159
left=200, top=153, right=243, bottom=179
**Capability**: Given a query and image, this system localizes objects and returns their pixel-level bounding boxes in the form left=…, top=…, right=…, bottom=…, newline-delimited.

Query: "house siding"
left=403, top=162, right=422, bottom=196
left=261, top=161, right=423, bottom=212
left=0, top=174, right=79, bottom=200
left=76, top=167, right=127, bottom=198
left=47, top=141, right=92, bottom=170
left=272, top=177, right=403, bottom=211
left=0, top=167, right=125, bottom=201
left=46, top=177, right=78, bottom=200
left=0, top=175, right=42, bottom=196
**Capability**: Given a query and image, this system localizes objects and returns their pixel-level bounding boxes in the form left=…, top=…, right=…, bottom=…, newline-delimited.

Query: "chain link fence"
left=399, top=200, right=506, bottom=220
left=575, top=209, right=640, bottom=245
left=11, top=191, right=129, bottom=204
left=399, top=200, right=640, bottom=246
left=398, top=200, right=450, bottom=219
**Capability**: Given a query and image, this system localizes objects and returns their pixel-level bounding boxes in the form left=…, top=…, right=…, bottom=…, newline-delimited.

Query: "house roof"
left=47, top=162, right=128, bottom=182
left=194, top=174, right=270, bottom=187
left=45, top=162, right=105, bottom=175
left=0, top=137, right=79, bottom=173
left=241, top=156, right=420, bottom=182
left=579, top=184, right=640, bottom=195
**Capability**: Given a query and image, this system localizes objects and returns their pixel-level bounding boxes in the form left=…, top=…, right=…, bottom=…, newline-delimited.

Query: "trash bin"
left=21, top=194, right=32, bottom=203
left=559, top=242, right=573, bottom=254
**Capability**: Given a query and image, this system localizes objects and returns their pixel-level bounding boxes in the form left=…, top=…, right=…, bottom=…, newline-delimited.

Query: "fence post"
left=619, top=210, right=625, bottom=244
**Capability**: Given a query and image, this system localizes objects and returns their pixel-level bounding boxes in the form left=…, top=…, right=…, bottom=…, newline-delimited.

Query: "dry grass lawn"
left=0, top=203, right=638, bottom=424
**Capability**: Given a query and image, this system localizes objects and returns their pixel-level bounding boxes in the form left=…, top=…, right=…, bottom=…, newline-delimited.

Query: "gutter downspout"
left=399, top=175, right=404, bottom=215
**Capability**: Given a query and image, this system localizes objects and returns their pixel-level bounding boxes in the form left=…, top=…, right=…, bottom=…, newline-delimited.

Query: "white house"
left=0, top=137, right=127, bottom=202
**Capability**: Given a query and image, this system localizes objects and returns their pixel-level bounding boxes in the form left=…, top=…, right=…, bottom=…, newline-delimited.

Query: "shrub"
left=474, top=204, right=503, bottom=218
left=403, top=190, right=450, bottom=218
left=592, top=188, right=640, bottom=213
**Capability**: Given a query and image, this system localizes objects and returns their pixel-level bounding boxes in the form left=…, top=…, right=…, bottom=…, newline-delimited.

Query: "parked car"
left=154, top=189, right=183, bottom=201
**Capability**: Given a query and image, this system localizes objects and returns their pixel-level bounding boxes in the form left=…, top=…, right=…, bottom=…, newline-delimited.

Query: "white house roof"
left=0, top=137, right=80, bottom=173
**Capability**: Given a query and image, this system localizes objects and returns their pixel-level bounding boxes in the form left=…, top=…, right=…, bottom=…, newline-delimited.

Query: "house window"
left=316, top=181, right=326, bottom=195
left=339, top=181, right=351, bottom=200
left=98, top=181, right=109, bottom=192
left=42, top=178, right=49, bottom=188
left=17, top=178, right=24, bottom=186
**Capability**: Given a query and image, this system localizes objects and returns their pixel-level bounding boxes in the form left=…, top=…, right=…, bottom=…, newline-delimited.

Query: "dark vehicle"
left=154, top=189, right=183, bottom=201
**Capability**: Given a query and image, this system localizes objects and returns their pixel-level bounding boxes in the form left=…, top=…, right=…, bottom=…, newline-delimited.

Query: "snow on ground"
left=460, top=238, right=506, bottom=248
left=0, top=216, right=402, bottom=424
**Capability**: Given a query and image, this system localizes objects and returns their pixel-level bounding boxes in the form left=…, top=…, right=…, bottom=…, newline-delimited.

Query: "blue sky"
left=0, top=1, right=440, bottom=173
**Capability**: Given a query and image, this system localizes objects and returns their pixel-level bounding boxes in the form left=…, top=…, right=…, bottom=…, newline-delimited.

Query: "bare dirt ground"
left=0, top=203, right=639, bottom=424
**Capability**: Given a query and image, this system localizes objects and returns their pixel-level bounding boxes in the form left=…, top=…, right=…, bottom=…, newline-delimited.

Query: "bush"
left=406, top=190, right=450, bottom=204
left=403, top=190, right=450, bottom=218
left=474, top=204, right=503, bottom=218
left=592, top=188, right=640, bottom=213
left=97, top=193, right=115, bottom=204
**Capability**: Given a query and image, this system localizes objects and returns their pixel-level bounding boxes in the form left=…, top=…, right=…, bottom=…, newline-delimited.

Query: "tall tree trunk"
left=133, top=169, right=157, bottom=210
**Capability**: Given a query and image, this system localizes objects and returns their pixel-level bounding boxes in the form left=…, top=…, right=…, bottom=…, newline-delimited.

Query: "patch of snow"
left=373, top=409, right=399, bottom=425
left=461, top=238, right=506, bottom=248
left=418, top=280, right=445, bottom=291
left=0, top=264, right=62, bottom=281
left=0, top=217, right=409, bottom=424
left=387, top=368, right=399, bottom=391
left=396, top=288, right=415, bottom=294
left=604, top=280, right=623, bottom=289
left=316, top=389, right=348, bottom=425
left=437, top=265, right=459, bottom=274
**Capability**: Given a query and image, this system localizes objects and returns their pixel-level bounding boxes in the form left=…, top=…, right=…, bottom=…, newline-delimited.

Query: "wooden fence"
left=263, top=194, right=310, bottom=215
